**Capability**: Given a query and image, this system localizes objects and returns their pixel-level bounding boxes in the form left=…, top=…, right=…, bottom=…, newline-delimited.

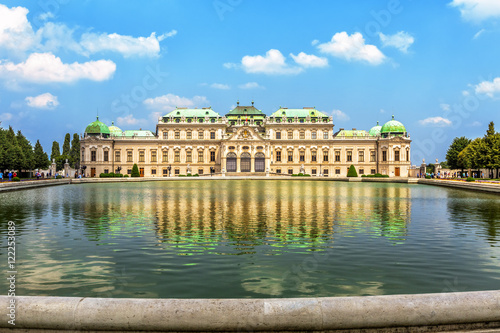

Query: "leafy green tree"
left=55, top=155, right=69, bottom=172
left=4, top=127, right=25, bottom=171
left=62, top=133, right=71, bottom=156
left=50, top=141, right=60, bottom=162
left=16, top=130, right=34, bottom=171
left=69, top=133, right=80, bottom=168
left=33, top=140, right=50, bottom=169
left=426, top=163, right=435, bottom=174
left=446, top=136, right=471, bottom=170
left=458, top=138, right=484, bottom=170
left=347, top=164, right=358, bottom=177
left=131, top=163, right=140, bottom=177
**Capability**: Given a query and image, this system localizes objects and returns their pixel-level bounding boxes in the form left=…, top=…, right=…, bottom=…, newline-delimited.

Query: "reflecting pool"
left=0, top=180, right=499, bottom=298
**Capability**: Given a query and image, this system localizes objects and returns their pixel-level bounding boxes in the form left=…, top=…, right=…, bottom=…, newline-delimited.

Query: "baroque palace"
left=80, top=102, right=411, bottom=177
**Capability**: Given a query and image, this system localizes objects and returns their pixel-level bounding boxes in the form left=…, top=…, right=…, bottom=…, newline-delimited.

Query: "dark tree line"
left=50, top=133, right=80, bottom=171
left=0, top=126, right=50, bottom=172
left=446, top=121, right=500, bottom=177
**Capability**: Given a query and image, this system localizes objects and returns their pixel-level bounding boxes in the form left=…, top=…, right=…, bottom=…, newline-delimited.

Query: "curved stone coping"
left=418, top=179, right=500, bottom=194
left=1, top=291, right=499, bottom=331
left=0, top=178, right=70, bottom=192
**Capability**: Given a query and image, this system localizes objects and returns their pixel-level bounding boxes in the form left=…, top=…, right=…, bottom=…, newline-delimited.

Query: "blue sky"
left=1, top=0, right=500, bottom=163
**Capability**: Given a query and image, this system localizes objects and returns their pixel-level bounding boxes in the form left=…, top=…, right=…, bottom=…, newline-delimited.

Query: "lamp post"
left=167, top=165, right=171, bottom=177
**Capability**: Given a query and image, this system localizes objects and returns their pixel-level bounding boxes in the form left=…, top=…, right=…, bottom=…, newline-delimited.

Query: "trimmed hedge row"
left=292, top=173, right=311, bottom=177
left=361, top=173, right=389, bottom=178
left=100, top=173, right=124, bottom=178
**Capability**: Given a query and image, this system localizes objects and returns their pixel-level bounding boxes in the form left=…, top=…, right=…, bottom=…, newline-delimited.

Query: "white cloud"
left=473, top=28, right=486, bottom=39
left=379, top=31, right=414, bottom=53
left=241, top=49, right=303, bottom=75
left=311, top=39, right=319, bottom=46
left=475, top=77, right=500, bottom=97
left=331, top=109, right=350, bottom=121
left=440, top=103, right=451, bottom=111
left=143, top=93, right=209, bottom=112
left=80, top=32, right=164, bottom=58
left=0, top=4, right=37, bottom=54
left=0, top=112, right=12, bottom=121
left=223, top=62, right=238, bottom=69
left=290, top=52, right=328, bottom=68
left=157, top=29, right=177, bottom=41
left=419, top=116, right=452, bottom=126
left=37, top=22, right=83, bottom=54
left=239, top=82, right=264, bottom=89
left=317, top=32, right=386, bottom=65
left=0, top=52, right=116, bottom=83
left=462, top=90, right=470, bottom=96
left=117, top=114, right=143, bottom=126
left=380, top=109, right=386, bottom=113
left=210, top=83, right=230, bottom=90
left=38, top=12, right=54, bottom=22
left=25, top=92, right=59, bottom=109
left=470, top=121, right=482, bottom=127
left=450, top=0, right=500, bottom=22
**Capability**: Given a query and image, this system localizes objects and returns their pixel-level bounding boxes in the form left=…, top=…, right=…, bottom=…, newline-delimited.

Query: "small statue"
left=300, top=164, right=305, bottom=174
left=187, top=164, right=191, bottom=174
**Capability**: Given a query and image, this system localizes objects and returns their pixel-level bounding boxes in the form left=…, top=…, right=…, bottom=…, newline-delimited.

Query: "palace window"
left=323, top=169, right=329, bottom=176
left=358, top=151, right=364, bottom=162
left=81, top=149, right=85, bottom=162
left=104, top=169, right=109, bottom=174
left=312, top=168, right=317, bottom=175
left=370, top=150, right=376, bottom=162
left=323, top=151, right=329, bottom=162
left=371, top=169, right=376, bottom=175
left=163, top=131, right=168, bottom=139
left=127, top=151, right=133, bottom=162
left=187, top=131, right=192, bottom=139
left=288, top=169, right=293, bottom=175
left=198, top=151, right=204, bottom=163
left=187, top=118, right=192, bottom=123
left=288, top=130, right=293, bottom=139
left=91, top=151, right=96, bottom=162
left=299, top=151, right=305, bottom=162
left=276, top=131, right=281, bottom=139
left=276, top=169, right=281, bottom=174
left=198, top=169, right=204, bottom=175
left=359, top=168, right=364, bottom=175
left=174, top=151, right=180, bottom=162
left=288, top=151, right=293, bottom=162
left=211, top=118, right=215, bottom=123
left=335, top=169, right=341, bottom=175
left=175, top=131, right=180, bottom=139
left=312, top=151, right=317, bottom=162
left=198, top=130, right=204, bottom=139
left=127, top=169, right=132, bottom=175
left=395, top=150, right=400, bottom=162
left=186, top=151, right=192, bottom=162
left=300, top=131, right=305, bottom=139
left=151, top=169, right=157, bottom=175
left=175, top=168, right=180, bottom=175
left=139, top=151, right=145, bottom=162
left=382, top=151, right=387, bottom=162
left=311, top=131, right=317, bottom=139
left=210, top=131, right=216, bottom=140
left=115, top=151, right=121, bottom=162
left=162, top=151, right=168, bottom=162
left=406, top=148, right=410, bottom=162
left=104, top=151, right=109, bottom=162
left=163, top=169, right=168, bottom=176
left=151, top=150, right=157, bottom=162
left=335, top=151, right=340, bottom=162
left=276, top=151, right=281, bottom=162
left=323, top=131, right=329, bottom=139
left=210, top=151, right=216, bottom=162
left=347, top=151, right=352, bottom=162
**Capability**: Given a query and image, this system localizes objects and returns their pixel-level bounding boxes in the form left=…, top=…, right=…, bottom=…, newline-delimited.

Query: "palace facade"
left=80, top=102, right=411, bottom=177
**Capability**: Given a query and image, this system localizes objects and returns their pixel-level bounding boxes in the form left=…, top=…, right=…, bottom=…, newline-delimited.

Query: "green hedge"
left=56, top=175, right=63, bottom=179
left=99, top=173, right=124, bottom=178
left=131, top=164, right=140, bottom=177
left=347, top=165, right=358, bottom=177
left=466, top=177, right=475, bottom=182
left=178, top=174, right=200, bottom=177
left=12, top=177, right=20, bottom=182
left=361, top=173, right=389, bottom=178
left=291, top=173, right=311, bottom=177
left=124, top=175, right=129, bottom=178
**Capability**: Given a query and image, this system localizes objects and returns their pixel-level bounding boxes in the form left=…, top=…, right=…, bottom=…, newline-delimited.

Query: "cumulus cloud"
left=0, top=4, right=37, bottom=54
left=157, top=30, right=177, bottom=41
left=317, top=32, right=386, bottom=65
left=117, top=114, right=142, bottom=126
left=25, top=92, right=59, bottom=109
left=210, top=83, right=230, bottom=89
left=0, top=52, right=116, bottom=83
left=379, top=31, right=414, bottom=53
left=239, top=82, right=264, bottom=89
left=80, top=32, right=165, bottom=58
left=419, top=116, right=452, bottom=126
left=290, top=52, right=328, bottom=68
left=241, top=49, right=303, bottom=75
left=143, top=93, right=209, bottom=112
left=331, top=109, right=350, bottom=121
left=475, top=77, right=500, bottom=97
left=449, top=0, right=500, bottom=22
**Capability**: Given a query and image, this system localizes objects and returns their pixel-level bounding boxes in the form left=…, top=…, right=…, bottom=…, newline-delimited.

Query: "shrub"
left=124, top=175, right=129, bottom=178
left=292, top=173, right=311, bottom=177
left=347, top=165, right=358, bottom=177
left=466, top=177, right=475, bottom=182
left=12, top=177, right=20, bottom=182
left=425, top=175, right=431, bottom=179
left=131, top=164, right=140, bottom=177
left=56, top=175, right=63, bottom=179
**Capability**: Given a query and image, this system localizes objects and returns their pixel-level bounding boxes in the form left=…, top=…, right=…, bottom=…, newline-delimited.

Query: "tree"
left=62, top=133, right=71, bottom=156
left=446, top=136, right=471, bottom=170
left=69, top=133, right=80, bottom=168
left=55, top=155, right=69, bottom=172
left=131, top=163, right=140, bottom=177
left=426, top=163, right=435, bottom=174
left=33, top=140, right=50, bottom=169
left=50, top=141, right=60, bottom=162
left=16, top=130, right=34, bottom=171
left=347, top=164, right=358, bottom=177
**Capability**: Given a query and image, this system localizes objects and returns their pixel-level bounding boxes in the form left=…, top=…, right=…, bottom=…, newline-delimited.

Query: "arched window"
left=255, top=152, right=265, bottom=172
left=241, top=152, right=251, bottom=172
left=226, top=152, right=237, bottom=172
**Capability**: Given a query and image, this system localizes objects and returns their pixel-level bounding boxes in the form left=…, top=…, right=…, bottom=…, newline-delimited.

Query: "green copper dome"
left=85, top=116, right=110, bottom=136
left=369, top=121, right=382, bottom=136
left=381, top=115, right=406, bottom=135
left=108, top=121, right=122, bottom=136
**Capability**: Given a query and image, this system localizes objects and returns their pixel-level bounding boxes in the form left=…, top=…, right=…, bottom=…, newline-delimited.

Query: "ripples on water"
left=0, top=180, right=499, bottom=298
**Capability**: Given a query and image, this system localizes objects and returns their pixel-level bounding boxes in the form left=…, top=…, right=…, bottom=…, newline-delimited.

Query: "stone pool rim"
left=1, top=290, right=499, bottom=332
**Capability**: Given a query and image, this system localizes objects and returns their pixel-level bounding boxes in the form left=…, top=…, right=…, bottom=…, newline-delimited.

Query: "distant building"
left=80, top=102, right=411, bottom=177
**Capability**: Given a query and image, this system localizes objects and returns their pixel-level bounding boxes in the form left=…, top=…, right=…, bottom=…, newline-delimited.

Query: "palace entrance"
left=226, top=153, right=237, bottom=172
left=240, top=153, right=251, bottom=172
left=255, top=152, right=265, bottom=172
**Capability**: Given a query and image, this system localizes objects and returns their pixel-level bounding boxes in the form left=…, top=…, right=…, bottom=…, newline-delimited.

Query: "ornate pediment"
left=226, top=126, right=265, bottom=142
